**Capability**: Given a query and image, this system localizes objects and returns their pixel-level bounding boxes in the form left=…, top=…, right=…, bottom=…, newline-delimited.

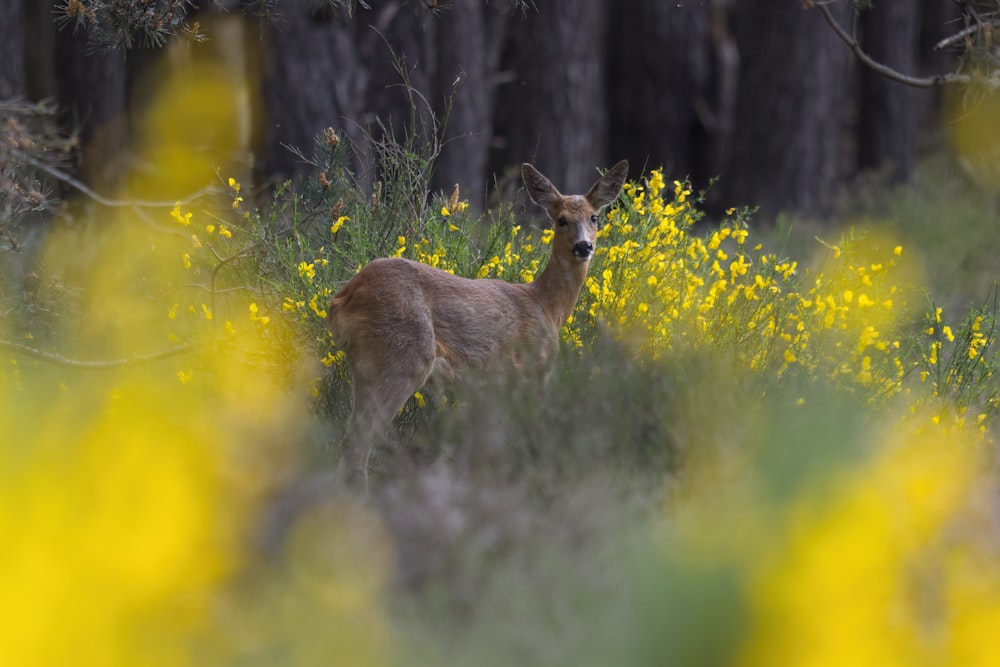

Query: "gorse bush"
left=571, top=169, right=998, bottom=431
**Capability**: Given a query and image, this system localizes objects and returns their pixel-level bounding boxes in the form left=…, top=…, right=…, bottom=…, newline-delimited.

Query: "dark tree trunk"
left=258, top=2, right=445, bottom=191
left=919, top=0, right=961, bottom=75
left=491, top=0, right=609, bottom=195
left=356, top=2, right=434, bottom=149
left=913, top=0, right=962, bottom=151
left=857, top=0, right=921, bottom=181
left=0, top=0, right=24, bottom=97
left=55, top=29, right=128, bottom=192
left=258, top=6, right=367, bottom=182
left=431, top=0, right=509, bottom=212
left=16, top=0, right=128, bottom=191
left=23, top=0, right=58, bottom=102
left=608, top=0, right=713, bottom=184
left=723, top=0, right=852, bottom=219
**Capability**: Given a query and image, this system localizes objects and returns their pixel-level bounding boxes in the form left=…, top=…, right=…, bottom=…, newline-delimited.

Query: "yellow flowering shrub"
left=564, top=169, right=994, bottom=419
left=740, top=429, right=991, bottom=667
left=0, top=51, right=391, bottom=667
left=656, top=403, right=1000, bottom=667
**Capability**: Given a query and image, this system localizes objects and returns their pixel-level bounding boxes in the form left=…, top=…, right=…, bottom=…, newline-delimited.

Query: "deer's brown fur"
left=327, top=160, right=629, bottom=490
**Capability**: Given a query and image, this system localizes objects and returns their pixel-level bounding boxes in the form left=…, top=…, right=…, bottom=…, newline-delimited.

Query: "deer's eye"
left=557, top=216, right=568, bottom=227
left=590, top=215, right=599, bottom=226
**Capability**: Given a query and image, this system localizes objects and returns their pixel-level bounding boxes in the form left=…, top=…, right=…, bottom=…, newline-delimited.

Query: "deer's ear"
left=522, top=163, right=562, bottom=210
left=586, top=160, right=629, bottom=210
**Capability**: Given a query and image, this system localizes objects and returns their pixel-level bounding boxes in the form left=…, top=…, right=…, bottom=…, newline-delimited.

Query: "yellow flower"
left=181, top=253, right=192, bottom=270
left=648, top=169, right=665, bottom=197
left=228, top=176, right=243, bottom=208
left=309, top=293, right=327, bottom=319
left=298, top=261, right=316, bottom=284
left=331, top=215, right=349, bottom=234
left=969, top=333, right=987, bottom=360
left=441, top=203, right=469, bottom=217
left=170, top=202, right=192, bottom=226
left=250, top=303, right=271, bottom=326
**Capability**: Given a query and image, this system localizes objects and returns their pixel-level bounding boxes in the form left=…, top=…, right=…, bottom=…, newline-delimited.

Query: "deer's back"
left=327, top=257, right=555, bottom=370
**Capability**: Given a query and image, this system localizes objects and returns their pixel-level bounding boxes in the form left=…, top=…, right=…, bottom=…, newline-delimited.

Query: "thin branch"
left=171, top=282, right=252, bottom=296
left=0, top=338, right=203, bottom=370
left=936, top=20, right=1000, bottom=51
left=25, top=156, right=223, bottom=208
left=814, top=2, right=978, bottom=89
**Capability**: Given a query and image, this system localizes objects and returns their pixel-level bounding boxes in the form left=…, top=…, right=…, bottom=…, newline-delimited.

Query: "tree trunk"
left=491, top=0, right=609, bottom=195
left=919, top=0, right=961, bottom=75
left=23, top=0, right=58, bottom=102
left=723, top=0, right=852, bottom=219
left=857, top=0, right=921, bottom=181
left=258, top=5, right=367, bottom=182
left=608, top=0, right=712, bottom=184
left=55, top=28, right=128, bottom=192
left=357, top=2, right=434, bottom=145
left=0, top=0, right=24, bottom=97
left=431, top=0, right=509, bottom=212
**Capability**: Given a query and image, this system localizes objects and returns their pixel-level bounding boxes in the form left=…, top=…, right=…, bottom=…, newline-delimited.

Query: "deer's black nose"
left=572, top=241, right=594, bottom=259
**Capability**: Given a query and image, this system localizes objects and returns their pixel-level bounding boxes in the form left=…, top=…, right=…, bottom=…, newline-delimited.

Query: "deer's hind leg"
left=339, top=316, right=437, bottom=492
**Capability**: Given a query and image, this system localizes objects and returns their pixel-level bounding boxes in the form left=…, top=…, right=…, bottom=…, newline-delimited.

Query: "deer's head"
left=522, top=160, right=629, bottom=263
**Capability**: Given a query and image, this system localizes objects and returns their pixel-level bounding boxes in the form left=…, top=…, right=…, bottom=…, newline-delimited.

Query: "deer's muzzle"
left=572, top=241, right=594, bottom=259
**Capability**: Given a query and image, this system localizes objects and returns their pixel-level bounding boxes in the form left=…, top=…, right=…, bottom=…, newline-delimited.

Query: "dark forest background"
left=0, top=0, right=992, bottom=220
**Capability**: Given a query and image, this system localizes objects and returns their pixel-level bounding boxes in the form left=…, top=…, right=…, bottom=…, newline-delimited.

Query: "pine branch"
left=812, top=1, right=999, bottom=90
left=935, top=20, right=1000, bottom=52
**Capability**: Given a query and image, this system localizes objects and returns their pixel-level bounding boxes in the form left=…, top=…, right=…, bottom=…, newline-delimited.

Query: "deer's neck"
left=531, top=253, right=590, bottom=327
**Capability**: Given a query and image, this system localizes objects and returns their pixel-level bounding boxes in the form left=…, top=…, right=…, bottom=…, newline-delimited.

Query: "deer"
left=326, top=160, right=629, bottom=491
